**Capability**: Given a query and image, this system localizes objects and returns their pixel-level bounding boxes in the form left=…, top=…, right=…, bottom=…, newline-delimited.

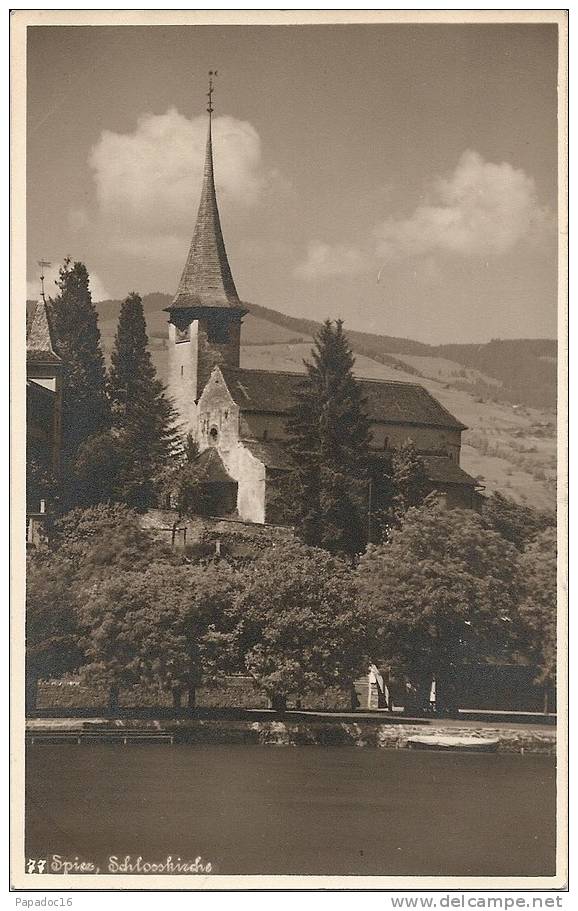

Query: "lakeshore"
left=26, top=712, right=556, bottom=754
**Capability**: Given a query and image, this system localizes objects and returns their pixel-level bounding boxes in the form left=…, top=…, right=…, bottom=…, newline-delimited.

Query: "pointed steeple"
left=26, top=299, right=61, bottom=366
left=170, top=81, right=243, bottom=312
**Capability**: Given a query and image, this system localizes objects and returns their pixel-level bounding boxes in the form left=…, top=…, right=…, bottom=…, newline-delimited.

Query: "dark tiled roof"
left=422, top=455, right=478, bottom=487
left=241, top=441, right=477, bottom=490
left=170, top=120, right=241, bottom=312
left=27, top=350, right=62, bottom=365
left=196, top=447, right=236, bottom=483
left=26, top=299, right=61, bottom=365
left=221, top=367, right=305, bottom=413
left=220, top=367, right=466, bottom=430
left=26, top=300, right=38, bottom=336
left=242, top=440, right=295, bottom=471
left=360, top=379, right=466, bottom=430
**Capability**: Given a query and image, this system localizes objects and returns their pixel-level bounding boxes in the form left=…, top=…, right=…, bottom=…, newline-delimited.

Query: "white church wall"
left=216, top=441, right=266, bottom=524
left=197, top=368, right=240, bottom=454
left=167, top=321, right=199, bottom=438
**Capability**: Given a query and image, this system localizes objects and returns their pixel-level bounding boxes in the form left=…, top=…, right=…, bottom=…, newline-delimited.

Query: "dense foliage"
left=357, top=504, right=523, bottom=712
left=518, top=527, right=558, bottom=687
left=482, top=491, right=555, bottom=550
left=26, top=554, right=83, bottom=712
left=157, top=434, right=210, bottom=518
left=231, top=542, right=371, bottom=710
left=77, top=561, right=240, bottom=710
left=26, top=499, right=557, bottom=715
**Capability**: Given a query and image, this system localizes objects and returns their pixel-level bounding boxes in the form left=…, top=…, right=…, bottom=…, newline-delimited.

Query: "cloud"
left=374, top=150, right=553, bottom=260
left=294, top=151, right=553, bottom=283
left=294, top=241, right=370, bottom=281
left=88, top=108, right=268, bottom=259
left=87, top=272, right=111, bottom=302
left=27, top=262, right=110, bottom=302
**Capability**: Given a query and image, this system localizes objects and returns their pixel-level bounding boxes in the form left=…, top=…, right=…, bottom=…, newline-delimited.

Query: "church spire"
left=170, top=71, right=242, bottom=311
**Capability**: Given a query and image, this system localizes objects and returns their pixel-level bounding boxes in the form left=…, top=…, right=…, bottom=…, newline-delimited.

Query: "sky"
left=26, top=22, right=559, bottom=344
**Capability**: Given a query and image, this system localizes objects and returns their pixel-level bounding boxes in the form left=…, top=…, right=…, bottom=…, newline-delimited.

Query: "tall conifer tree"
left=48, top=258, right=110, bottom=466
left=108, top=291, right=179, bottom=508
left=286, top=320, right=371, bottom=556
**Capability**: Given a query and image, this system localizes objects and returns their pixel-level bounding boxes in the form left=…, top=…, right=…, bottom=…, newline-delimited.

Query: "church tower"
left=165, top=73, right=247, bottom=438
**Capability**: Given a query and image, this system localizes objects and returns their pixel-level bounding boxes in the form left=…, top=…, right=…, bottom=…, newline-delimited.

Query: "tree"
left=27, top=504, right=181, bottom=711
left=391, top=440, right=432, bottom=518
left=157, top=434, right=209, bottom=517
left=286, top=320, right=371, bottom=555
left=73, top=429, right=125, bottom=506
left=26, top=441, right=59, bottom=516
left=366, top=441, right=432, bottom=543
left=76, top=561, right=241, bottom=712
left=176, top=561, right=243, bottom=708
left=518, top=527, right=557, bottom=707
left=50, top=503, right=178, bottom=581
left=231, top=541, right=370, bottom=711
left=48, top=259, right=110, bottom=489
left=483, top=492, right=555, bottom=550
left=26, top=553, right=83, bottom=712
left=108, top=292, right=179, bottom=508
left=357, top=503, right=522, bottom=714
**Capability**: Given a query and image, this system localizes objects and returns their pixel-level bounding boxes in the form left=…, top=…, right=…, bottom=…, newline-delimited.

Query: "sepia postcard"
left=10, top=9, right=568, bottom=893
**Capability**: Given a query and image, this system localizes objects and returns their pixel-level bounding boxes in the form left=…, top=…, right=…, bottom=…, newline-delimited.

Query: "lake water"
left=26, top=744, right=556, bottom=877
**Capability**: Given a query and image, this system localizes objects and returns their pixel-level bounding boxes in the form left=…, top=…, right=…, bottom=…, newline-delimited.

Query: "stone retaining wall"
left=26, top=717, right=556, bottom=754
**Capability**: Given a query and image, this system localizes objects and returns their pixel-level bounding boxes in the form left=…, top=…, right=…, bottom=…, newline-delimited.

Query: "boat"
left=406, top=733, right=500, bottom=753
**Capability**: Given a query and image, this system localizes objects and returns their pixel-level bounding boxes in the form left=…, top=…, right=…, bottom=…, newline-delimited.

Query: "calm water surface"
left=26, top=744, right=555, bottom=876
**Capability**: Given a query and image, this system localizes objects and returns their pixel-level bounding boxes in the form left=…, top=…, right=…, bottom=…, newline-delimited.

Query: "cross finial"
left=207, top=69, right=218, bottom=115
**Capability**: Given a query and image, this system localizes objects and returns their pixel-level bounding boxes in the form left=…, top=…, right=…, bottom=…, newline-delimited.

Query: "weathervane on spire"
left=207, top=70, right=218, bottom=115
left=37, top=260, right=51, bottom=303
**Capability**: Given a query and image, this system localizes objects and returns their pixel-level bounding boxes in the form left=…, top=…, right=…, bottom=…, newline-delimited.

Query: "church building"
left=164, top=93, right=480, bottom=525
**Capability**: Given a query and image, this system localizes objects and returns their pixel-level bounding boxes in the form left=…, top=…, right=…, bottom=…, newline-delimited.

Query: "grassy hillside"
left=90, top=294, right=557, bottom=511
left=95, top=293, right=557, bottom=406
left=242, top=302, right=557, bottom=407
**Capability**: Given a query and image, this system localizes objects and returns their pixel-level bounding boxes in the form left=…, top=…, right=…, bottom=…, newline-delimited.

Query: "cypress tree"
left=286, top=319, right=371, bottom=556
left=48, top=258, right=110, bottom=469
left=108, top=291, right=179, bottom=508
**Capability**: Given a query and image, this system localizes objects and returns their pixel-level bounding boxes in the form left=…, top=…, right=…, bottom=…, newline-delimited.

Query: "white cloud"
left=294, top=151, right=553, bottom=283
left=294, top=241, right=369, bottom=281
left=87, top=272, right=111, bottom=302
left=88, top=108, right=267, bottom=258
left=374, top=150, right=552, bottom=260
left=27, top=262, right=110, bottom=302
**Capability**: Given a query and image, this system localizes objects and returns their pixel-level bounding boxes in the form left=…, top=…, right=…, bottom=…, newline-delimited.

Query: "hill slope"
left=91, top=294, right=557, bottom=511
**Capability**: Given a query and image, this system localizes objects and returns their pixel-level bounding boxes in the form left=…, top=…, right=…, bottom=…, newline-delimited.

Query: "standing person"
left=429, top=676, right=437, bottom=714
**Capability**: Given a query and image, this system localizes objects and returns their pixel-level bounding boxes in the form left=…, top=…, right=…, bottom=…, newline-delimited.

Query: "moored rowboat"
left=406, top=734, right=500, bottom=753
